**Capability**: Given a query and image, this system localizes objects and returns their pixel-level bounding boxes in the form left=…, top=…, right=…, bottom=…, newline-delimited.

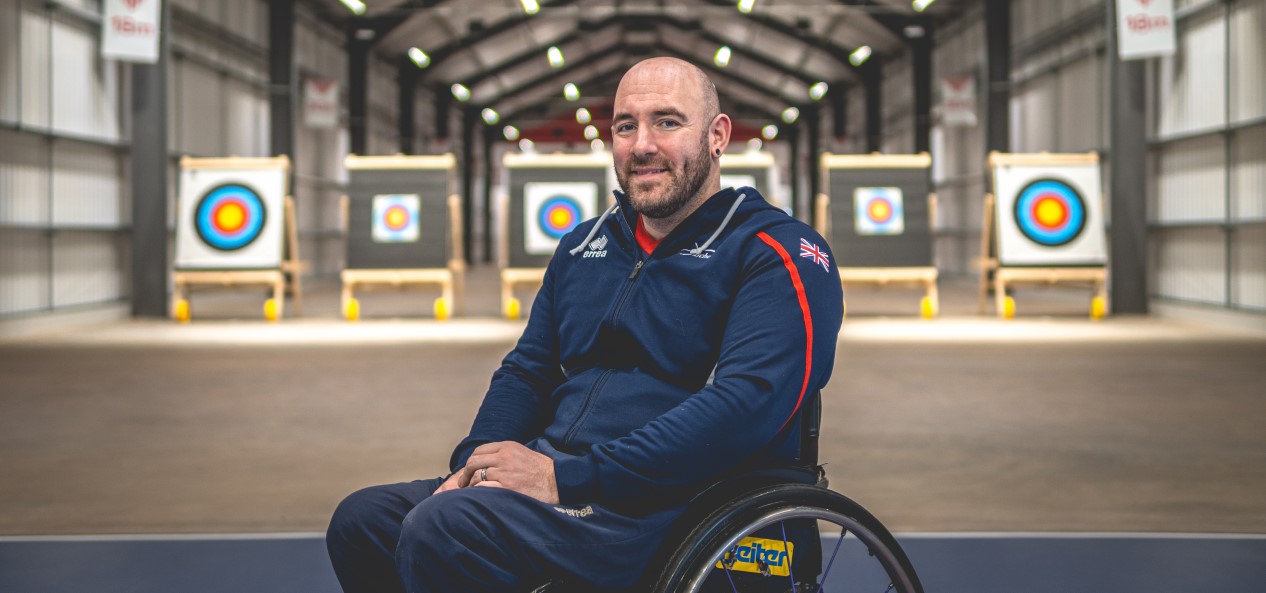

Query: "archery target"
left=524, top=182, right=598, bottom=255
left=854, top=187, right=905, bottom=235
left=194, top=184, right=267, bottom=250
left=175, top=164, right=287, bottom=269
left=994, top=163, right=1106, bottom=265
left=372, top=194, right=420, bottom=243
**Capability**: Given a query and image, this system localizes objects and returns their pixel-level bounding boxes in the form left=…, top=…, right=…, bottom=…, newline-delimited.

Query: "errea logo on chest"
left=583, top=234, right=608, bottom=258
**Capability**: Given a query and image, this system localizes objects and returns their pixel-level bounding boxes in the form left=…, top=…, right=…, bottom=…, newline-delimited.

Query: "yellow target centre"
left=386, top=207, right=408, bottom=228
left=215, top=202, right=246, bottom=232
left=550, top=209, right=573, bottom=227
left=869, top=200, right=891, bottom=221
left=1035, top=198, right=1067, bottom=227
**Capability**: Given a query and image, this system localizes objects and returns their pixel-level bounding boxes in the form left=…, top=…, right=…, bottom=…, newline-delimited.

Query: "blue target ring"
left=194, top=183, right=267, bottom=251
left=537, top=196, right=583, bottom=239
left=1013, top=178, right=1086, bottom=247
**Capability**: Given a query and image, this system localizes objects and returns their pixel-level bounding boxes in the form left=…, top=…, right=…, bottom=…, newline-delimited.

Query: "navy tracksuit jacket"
left=328, top=186, right=843, bottom=593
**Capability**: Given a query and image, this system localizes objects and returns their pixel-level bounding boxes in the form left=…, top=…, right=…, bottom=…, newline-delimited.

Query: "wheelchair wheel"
left=651, top=484, right=923, bottom=593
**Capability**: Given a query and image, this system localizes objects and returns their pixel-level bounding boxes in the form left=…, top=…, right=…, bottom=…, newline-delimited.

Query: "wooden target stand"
left=816, top=153, right=940, bottom=319
left=498, top=151, right=614, bottom=320
left=977, top=151, right=1108, bottom=320
left=172, top=156, right=303, bottom=323
left=339, top=154, right=464, bottom=321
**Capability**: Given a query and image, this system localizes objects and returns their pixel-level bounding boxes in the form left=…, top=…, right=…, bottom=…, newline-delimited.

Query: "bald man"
left=327, top=57, right=842, bottom=593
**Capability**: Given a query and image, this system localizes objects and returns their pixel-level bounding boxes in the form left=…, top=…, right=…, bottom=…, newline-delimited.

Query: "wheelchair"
left=535, top=393, right=924, bottom=593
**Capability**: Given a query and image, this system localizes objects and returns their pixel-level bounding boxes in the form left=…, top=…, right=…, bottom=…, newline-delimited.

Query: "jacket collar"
left=612, top=186, right=765, bottom=256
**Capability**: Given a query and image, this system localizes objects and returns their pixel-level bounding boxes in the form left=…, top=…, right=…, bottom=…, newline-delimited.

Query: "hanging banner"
left=101, top=0, right=162, bottom=64
left=1116, top=0, right=1176, bottom=60
left=940, top=76, right=977, bottom=127
left=304, top=79, right=340, bottom=129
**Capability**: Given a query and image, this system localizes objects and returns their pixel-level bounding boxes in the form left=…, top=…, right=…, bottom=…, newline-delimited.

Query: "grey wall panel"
left=0, top=230, right=50, bottom=315
left=1010, top=75, right=1056, bottom=152
left=0, top=0, right=18, bottom=123
left=1232, top=127, right=1266, bottom=221
left=1152, top=227, right=1227, bottom=305
left=0, top=128, right=50, bottom=225
left=1233, top=226, right=1266, bottom=309
left=1154, top=136, right=1226, bottom=223
left=1229, top=0, right=1266, bottom=123
left=1057, top=55, right=1102, bottom=152
left=178, top=61, right=225, bottom=156
left=50, top=17, right=120, bottom=140
left=19, top=8, right=49, bottom=128
left=224, top=79, right=265, bottom=157
left=1156, top=10, right=1226, bottom=137
left=51, top=144, right=122, bottom=227
left=51, top=233, right=125, bottom=307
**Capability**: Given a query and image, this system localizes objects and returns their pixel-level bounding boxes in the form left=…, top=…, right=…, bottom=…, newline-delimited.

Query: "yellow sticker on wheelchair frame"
left=715, top=536, right=794, bottom=577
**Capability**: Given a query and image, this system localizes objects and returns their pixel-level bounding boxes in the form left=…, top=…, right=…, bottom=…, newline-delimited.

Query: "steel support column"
left=348, top=32, right=371, bottom=155
left=984, top=0, right=1011, bottom=156
left=398, top=58, right=419, bottom=154
left=864, top=63, right=883, bottom=153
left=268, top=0, right=295, bottom=159
left=807, top=107, right=822, bottom=224
left=1107, top=3, right=1149, bottom=315
left=482, top=128, right=497, bottom=263
left=912, top=34, right=933, bottom=154
left=831, top=86, right=847, bottom=140
left=130, top=3, right=170, bottom=317
left=460, top=107, right=477, bottom=264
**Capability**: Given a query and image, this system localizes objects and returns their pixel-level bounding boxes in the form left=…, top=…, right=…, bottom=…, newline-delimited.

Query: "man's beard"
left=617, top=134, right=713, bottom=219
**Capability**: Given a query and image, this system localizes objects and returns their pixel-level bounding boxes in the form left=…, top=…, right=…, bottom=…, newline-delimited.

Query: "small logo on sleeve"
left=799, top=238, right=831, bottom=272
left=583, top=235, right=608, bottom=258
left=552, top=505, right=595, bottom=518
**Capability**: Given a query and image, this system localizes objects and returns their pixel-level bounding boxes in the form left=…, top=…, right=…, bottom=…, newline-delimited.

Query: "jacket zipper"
left=562, top=369, right=614, bottom=446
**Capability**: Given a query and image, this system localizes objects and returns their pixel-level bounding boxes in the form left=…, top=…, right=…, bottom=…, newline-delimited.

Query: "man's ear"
left=710, top=113, right=732, bottom=156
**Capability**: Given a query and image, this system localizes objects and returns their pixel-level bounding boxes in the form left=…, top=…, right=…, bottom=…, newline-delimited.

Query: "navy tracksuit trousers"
left=326, top=478, right=685, bottom=593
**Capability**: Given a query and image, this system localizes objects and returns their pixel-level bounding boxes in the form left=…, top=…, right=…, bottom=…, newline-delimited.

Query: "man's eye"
left=660, top=120, right=680, bottom=128
left=615, top=123, right=635, bottom=133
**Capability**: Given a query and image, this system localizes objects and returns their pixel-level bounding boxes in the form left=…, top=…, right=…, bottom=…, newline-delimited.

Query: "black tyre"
left=650, top=484, right=923, bottom=593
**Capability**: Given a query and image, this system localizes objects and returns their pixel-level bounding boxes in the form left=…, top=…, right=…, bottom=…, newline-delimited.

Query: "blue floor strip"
left=2, top=532, right=1264, bottom=593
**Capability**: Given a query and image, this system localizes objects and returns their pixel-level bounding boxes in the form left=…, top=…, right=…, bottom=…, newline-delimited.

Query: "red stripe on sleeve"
left=755, top=232, right=813, bottom=433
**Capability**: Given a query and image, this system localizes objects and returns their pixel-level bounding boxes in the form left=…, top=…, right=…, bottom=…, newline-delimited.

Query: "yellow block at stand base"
left=174, top=299, right=190, bottom=323
left=1003, top=296, right=1016, bottom=320
left=434, top=297, right=451, bottom=321
left=1091, top=296, right=1107, bottom=320
left=504, top=297, right=522, bottom=321
left=264, top=298, right=280, bottom=322
left=920, top=296, right=936, bottom=320
left=344, top=298, right=360, bottom=322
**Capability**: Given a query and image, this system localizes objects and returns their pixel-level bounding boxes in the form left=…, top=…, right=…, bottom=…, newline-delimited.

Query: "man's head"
left=611, top=57, right=732, bottom=222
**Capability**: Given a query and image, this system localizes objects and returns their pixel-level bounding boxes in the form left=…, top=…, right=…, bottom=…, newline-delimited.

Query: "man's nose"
left=631, top=127, right=657, bottom=158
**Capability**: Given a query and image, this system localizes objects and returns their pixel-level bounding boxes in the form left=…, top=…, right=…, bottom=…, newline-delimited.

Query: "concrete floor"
left=1, top=267, right=1264, bottom=536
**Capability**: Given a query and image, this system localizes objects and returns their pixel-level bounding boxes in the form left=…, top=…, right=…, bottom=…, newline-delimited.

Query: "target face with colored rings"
left=538, top=196, right=584, bottom=239
left=195, top=183, right=267, bottom=251
left=853, top=186, right=905, bottom=236
left=372, top=194, right=420, bottom=243
left=1013, top=178, right=1086, bottom=247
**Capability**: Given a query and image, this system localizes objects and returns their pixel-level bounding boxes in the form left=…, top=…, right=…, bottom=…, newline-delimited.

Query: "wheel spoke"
left=814, top=526, right=848, bottom=593
left=780, top=520, right=799, bottom=591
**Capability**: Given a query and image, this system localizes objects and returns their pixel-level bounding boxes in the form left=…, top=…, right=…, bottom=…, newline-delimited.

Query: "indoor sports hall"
left=1, top=1, right=1264, bottom=592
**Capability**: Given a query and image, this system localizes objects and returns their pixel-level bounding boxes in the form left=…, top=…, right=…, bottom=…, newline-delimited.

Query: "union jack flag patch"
left=799, top=238, right=830, bottom=272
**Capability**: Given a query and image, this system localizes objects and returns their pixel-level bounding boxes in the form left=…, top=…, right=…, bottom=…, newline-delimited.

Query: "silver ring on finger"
left=480, top=467, right=487, bottom=482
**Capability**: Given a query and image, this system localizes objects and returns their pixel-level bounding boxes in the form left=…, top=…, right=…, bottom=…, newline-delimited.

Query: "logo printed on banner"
left=799, top=238, right=830, bottom=272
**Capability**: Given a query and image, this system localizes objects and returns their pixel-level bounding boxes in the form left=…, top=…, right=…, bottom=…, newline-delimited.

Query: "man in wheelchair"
left=327, top=57, right=845, bottom=593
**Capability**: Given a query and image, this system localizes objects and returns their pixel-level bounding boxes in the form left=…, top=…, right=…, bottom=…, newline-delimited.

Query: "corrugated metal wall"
left=0, top=1, right=127, bottom=316
left=1150, top=0, right=1266, bottom=313
left=0, top=0, right=409, bottom=318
